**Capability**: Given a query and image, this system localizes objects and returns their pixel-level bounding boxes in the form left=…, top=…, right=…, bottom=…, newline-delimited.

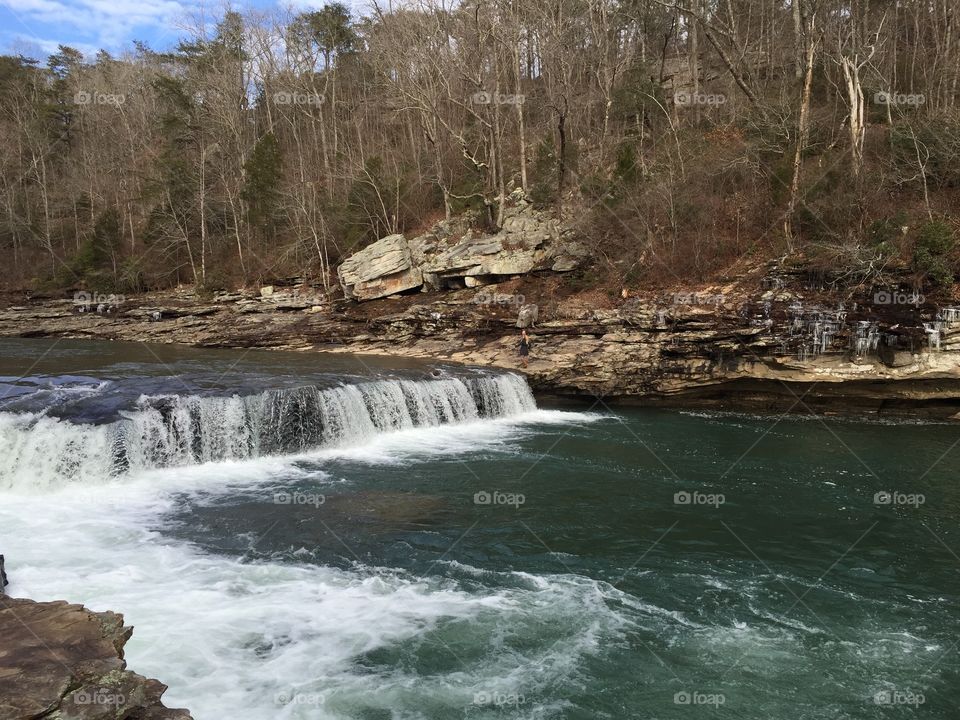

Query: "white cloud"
left=0, top=0, right=189, bottom=55
left=9, top=32, right=102, bottom=57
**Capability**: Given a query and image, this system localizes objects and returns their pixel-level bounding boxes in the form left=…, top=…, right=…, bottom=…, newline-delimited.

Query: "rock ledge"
left=0, top=596, right=192, bottom=720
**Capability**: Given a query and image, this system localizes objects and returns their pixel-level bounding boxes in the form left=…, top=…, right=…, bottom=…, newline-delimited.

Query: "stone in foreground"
left=0, top=597, right=192, bottom=720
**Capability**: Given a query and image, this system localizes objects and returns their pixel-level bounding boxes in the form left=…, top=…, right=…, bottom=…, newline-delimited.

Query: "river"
left=0, top=338, right=956, bottom=719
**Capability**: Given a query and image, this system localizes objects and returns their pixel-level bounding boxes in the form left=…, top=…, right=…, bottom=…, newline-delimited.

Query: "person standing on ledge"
left=518, top=330, right=532, bottom=369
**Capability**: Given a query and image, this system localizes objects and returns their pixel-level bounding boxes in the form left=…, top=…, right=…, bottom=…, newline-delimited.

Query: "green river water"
left=0, top=339, right=956, bottom=719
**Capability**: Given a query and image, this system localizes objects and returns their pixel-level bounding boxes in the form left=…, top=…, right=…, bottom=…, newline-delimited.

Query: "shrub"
left=912, top=219, right=956, bottom=286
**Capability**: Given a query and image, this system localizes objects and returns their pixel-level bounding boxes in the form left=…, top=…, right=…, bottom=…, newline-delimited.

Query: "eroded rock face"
left=337, top=234, right=424, bottom=301
left=417, top=209, right=555, bottom=280
left=0, top=597, right=192, bottom=720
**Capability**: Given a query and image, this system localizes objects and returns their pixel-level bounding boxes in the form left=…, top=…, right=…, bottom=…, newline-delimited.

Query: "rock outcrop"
left=516, top=304, right=539, bottom=328
left=337, top=204, right=589, bottom=300
left=0, top=596, right=192, bottom=719
left=337, top=234, right=424, bottom=301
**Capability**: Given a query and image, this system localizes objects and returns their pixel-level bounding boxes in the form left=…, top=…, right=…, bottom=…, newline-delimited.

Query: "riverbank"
left=0, top=592, right=192, bottom=719
left=3, top=267, right=960, bottom=418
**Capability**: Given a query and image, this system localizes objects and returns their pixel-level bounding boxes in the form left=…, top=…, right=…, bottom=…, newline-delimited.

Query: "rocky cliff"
left=4, top=258, right=960, bottom=418
left=0, top=595, right=191, bottom=720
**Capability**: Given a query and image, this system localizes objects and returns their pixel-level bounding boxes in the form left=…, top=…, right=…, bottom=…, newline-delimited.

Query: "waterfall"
left=938, top=307, right=960, bottom=323
left=921, top=307, right=960, bottom=352
left=788, top=303, right=845, bottom=359
left=924, top=322, right=943, bottom=351
left=0, top=373, right=536, bottom=490
left=851, top=321, right=880, bottom=356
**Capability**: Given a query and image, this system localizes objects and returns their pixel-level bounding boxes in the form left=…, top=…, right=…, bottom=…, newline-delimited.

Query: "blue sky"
left=0, top=0, right=364, bottom=61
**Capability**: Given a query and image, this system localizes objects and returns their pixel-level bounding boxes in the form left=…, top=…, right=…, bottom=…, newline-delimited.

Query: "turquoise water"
left=168, top=409, right=960, bottom=718
left=1, top=340, right=958, bottom=718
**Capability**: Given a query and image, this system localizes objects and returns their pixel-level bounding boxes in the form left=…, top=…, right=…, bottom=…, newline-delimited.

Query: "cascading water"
left=851, top=321, right=880, bottom=356
left=926, top=307, right=960, bottom=351
left=788, top=302, right=846, bottom=359
left=0, top=373, right=536, bottom=489
left=924, top=321, right=944, bottom=351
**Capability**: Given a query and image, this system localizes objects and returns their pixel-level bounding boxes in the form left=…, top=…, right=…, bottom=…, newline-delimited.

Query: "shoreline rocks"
left=3, top=271, right=960, bottom=418
left=0, top=593, right=192, bottom=719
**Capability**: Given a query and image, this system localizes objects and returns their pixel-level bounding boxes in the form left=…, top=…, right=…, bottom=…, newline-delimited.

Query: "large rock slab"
left=337, top=234, right=423, bottom=301
left=0, top=596, right=192, bottom=719
left=337, top=206, right=590, bottom=300
left=414, top=207, right=558, bottom=283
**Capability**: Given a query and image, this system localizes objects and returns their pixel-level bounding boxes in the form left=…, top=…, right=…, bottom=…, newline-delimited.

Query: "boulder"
left=336, top=207, right=589, bottom=301
left=0, top=597, right=192, bottom=719
left=517, top=304, right=539, bottom=328
left=418, top=209, right=556, bottom=282
left=549, top=239, right=592, bottom=272
left=338, top=234, right=424, bottom=301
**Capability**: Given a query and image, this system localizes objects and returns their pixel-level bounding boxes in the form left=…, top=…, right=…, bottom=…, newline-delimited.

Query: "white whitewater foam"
left=0, top=375, right=615, bottom=718
left=0, top=411, right=117, bottom=491
left=0, top=477, right=626, bottom=720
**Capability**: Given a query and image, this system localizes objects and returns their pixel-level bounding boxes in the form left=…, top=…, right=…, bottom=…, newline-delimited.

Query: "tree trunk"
left=785, top=31, right=817, bottom=245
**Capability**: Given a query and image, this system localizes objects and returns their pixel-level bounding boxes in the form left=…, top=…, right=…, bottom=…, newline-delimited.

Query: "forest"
left=0, top=0, right=958, bottom=294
